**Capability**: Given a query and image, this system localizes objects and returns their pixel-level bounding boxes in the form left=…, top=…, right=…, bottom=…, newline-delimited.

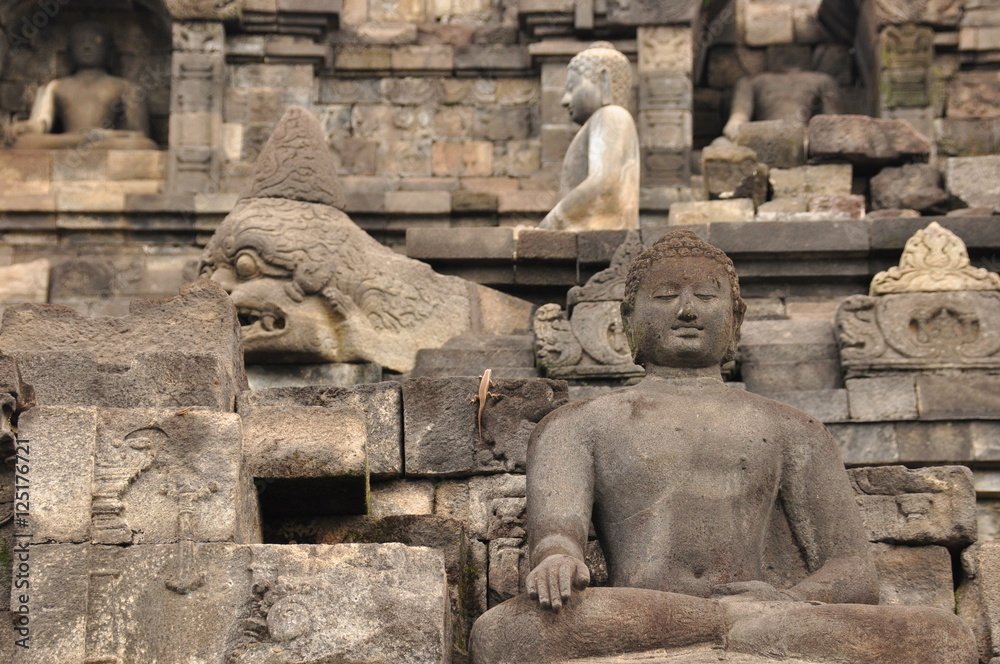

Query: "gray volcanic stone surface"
left=15, top=542, right=449, bottom=664
left=18, top=406, right=259, bottom=545
left=0, top=281, right=246, bottom=411
left=403, top=376, right=568, bottom=477
left=849, top=465, right=977, bottom=548
left=871, top=163, right=948, bottom=212
left=808, top=114, right=932, bottom=165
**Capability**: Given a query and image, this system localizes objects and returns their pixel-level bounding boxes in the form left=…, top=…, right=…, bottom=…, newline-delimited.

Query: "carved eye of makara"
left=234, top=252, right=261, bottom=280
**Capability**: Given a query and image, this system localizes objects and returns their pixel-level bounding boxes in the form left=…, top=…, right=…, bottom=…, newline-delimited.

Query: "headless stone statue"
left=539, top=42, right=639, bottom=231
left=470, top=230, right=977, bottom=664
left=9, top=20, right=156, bottom=150
left=722, top=69, right=844, bottom=141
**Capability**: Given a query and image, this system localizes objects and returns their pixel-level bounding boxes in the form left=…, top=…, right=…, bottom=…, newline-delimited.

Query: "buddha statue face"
left=621, top=231, right=746, bottom=368
left=625, top=257, right=736, bottom=369
left=69, top=21, right=114, bottom=71
left=563, top=68, right=604, bottom=125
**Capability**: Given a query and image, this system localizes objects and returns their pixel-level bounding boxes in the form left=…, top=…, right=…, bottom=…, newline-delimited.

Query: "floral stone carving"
left=836, top=223, right=1000, bottom=376
left=534, top=231, right=643, bottom=379
left=199, top=107, right=532, bottom=373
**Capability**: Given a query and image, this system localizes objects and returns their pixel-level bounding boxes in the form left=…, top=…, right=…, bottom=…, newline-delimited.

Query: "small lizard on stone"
left=471, top=369, right=499, bottom=443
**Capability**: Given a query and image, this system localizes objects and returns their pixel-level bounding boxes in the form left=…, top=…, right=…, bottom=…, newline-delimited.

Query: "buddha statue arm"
left=817, top=75, right=845, bottom=116
left=780, top=424, right=879, bottom=605
left=525, top=410, right=594, bottom=611
left=540, top=106, right=636, bottom=229
left=11, top=81, right=57, bottom=137
left=122, top=83, right=151, bottom=135
left=723, top=77, right=754, bottom=141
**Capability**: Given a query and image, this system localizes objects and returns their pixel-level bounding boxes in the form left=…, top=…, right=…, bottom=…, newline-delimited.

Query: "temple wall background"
left=0, top=1, right=998, bottom=661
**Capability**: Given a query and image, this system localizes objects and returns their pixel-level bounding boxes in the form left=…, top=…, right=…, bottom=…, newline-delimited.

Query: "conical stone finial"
left=246, top=106, right=346, bottom=209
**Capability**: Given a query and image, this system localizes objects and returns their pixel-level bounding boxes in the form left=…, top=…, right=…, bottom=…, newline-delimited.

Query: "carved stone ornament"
left=199, top=107, right=531, bottom=372
left=869, top=222, right=1000, bottom=294
left=836, top=223, right=1000, bottom=376
left=534, top=231, right=643, bottom=379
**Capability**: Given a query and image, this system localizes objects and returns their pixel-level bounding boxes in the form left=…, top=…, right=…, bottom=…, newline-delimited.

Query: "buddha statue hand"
left=526, top=554, right=591, bottom=612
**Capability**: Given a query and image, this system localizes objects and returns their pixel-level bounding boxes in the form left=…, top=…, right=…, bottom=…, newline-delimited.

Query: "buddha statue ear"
left=599, top=69, right=613, bottom=106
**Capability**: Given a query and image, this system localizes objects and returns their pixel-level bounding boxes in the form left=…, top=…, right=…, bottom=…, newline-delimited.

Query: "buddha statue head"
left=620, top=230, right=746, bottom=368
left=562, top=42, right=632, bottom=124
left=68, top=20, right=116, bottom=72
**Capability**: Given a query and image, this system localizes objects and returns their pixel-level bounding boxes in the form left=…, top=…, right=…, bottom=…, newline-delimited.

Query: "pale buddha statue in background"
left=470, top=230, right=977, bottom=664
left=9, top=20, right=156, bottom=150
left=538, top=42, right=639, bottom=231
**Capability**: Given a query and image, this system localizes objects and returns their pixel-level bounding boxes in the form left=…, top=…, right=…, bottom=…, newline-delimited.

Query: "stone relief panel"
left=837, top=222, right=1000, bottom=376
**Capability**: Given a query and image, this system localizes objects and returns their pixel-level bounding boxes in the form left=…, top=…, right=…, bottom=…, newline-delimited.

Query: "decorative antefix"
left=533, top=230, right=643, bottom=379
left=836, top=222, right=1000, bottom=377
left=199, top=107, right=533, bottom=373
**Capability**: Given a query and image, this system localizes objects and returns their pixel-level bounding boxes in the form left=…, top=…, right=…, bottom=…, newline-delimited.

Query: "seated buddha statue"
left=9, top=20, right=156, bottom=150
left=470, top=230, right=977, bottom=664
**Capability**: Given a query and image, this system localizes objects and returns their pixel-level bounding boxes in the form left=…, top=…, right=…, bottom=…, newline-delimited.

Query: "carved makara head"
left=199, top=107, right=466, bottom=371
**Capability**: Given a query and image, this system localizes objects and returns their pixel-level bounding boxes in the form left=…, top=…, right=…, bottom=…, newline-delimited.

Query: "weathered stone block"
left=759, top=389, right=849, bottom=422
left=246, top=362, right=383, bottom=391
left=0, top=150, right=52, bottom=195
left=946, top=156, right=1000, bottom=212
left=0, top=259, right=49, bottom=304
left=370, top=479, right=435, bottom=517
left=638, top=27, right=693, bottom=75
left=516, top=229, right=578, bottom=261
left=917, top=374, right=1000, bottom=419
left=808, top=194, right=866, bottom=219
left=769, top=164, right=853, bottom=198
left=242, top=405, right=368, bottom=512
left=947, top=71, right=1000, bottom=119
left=871, top=163, right=948, bottom=212
left=807, top=115, right=932, bottom=166
left=934, top=118, right=1000, bottom=157
left=666, top=199, right=755, bottom=225
left=873, top=543, right=955, bottom=611
left=434, top=473, right=526, bottom=539
left=488, top=537, right=527, bottom=606
left=473, top=106, right=535, bottom=141
left=701, top=143, right=762, bottom=200
left=15, top=542, right=449, bottom=664
left=828, top=422, right=901, bottom=465
left=846, top=376, right=918, bottom=420
left=391, top=45, right=454, bottom=71
left=238, top=382, right=403, bottom=478
left=408, top=227, right=515, bottom=260
left=0, top=282, right=245, bottom=410
left=18, top=406, right=259, bottom=545
left=741, top=2, right=795, bottom=46
left=849, top=465, right=977, bottom=548
left=403, top=377, right=568, bottom=477
left=432, top=140, right=493, bottom=177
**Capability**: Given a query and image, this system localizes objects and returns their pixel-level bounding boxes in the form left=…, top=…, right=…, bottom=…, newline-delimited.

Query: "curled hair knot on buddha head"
left=621, top=230, right=747, bottom=364
left=567, top=41, right=632, bottom=108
